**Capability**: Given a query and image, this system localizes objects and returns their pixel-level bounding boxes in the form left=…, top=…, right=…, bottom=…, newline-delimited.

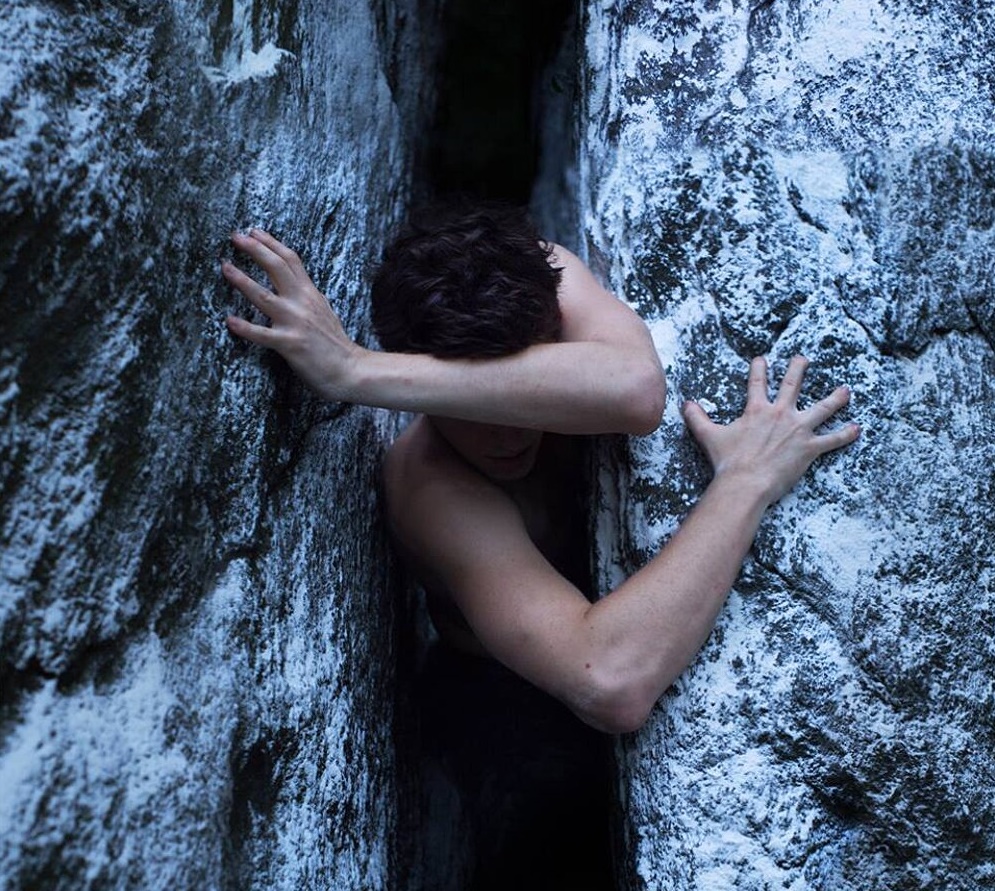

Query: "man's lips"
left=488, top=444, right=534, bottom=461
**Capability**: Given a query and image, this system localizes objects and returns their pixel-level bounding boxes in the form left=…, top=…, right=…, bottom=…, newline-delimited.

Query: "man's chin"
left=481, top=448, right=539, bottom=481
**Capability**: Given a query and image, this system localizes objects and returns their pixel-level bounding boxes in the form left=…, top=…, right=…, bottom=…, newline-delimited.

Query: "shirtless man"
left=223, top=205, right=860, bottom=734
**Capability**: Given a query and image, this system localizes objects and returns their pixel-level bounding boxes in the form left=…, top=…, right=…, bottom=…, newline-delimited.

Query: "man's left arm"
left=223, top=230, right=665, bottom=435
left=385, top=357, right=859, bottom=734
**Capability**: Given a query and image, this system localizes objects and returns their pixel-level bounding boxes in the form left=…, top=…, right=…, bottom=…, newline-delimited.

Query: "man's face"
left=429, top=416, right=544, bottom=482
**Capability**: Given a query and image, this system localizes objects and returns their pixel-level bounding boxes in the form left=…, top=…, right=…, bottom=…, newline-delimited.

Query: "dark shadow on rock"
left=423, top=0, right=575, bottom=204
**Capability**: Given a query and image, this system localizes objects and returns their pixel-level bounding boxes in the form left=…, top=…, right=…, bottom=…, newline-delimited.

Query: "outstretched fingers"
left=802, top=385, right=860, bottom=454
left=775, top=355, right=810, bottom=406
left=249, top=229, right=305, bottom=270
left=682, top=400, right=715, bottom=442
left=811, top=420, right=861, bottom=455
left=231, top=231, right=296, bottom=293
left=226, top=313, right=279, bottom=347
left=222, top=261, right=276, bottom=316
left=804, top=385, right=851, bottom=427
left=746, top=356, right=769, bottom=406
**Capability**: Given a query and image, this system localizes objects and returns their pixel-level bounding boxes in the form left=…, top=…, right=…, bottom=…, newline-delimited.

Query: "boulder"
left=0, top=1, right=436, bottom=887
left=560, top=1, right=995, bottom=888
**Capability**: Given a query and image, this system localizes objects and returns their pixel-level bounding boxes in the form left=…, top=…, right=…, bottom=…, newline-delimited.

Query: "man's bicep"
left=447, top=543, right=594, bottom=702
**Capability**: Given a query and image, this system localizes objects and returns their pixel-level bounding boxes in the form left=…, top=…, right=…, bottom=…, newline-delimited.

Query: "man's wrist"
left=707, top=467, right=776, bottom=512
left=334, top=345, right=429, bottom=410
left=319, top=343, right=372, bottom=404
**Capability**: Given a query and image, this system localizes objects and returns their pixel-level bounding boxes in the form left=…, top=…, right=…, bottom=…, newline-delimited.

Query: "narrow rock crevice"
left=394, top=3, right=618, bottom=889
left=419, top=0, right=576, bottom=204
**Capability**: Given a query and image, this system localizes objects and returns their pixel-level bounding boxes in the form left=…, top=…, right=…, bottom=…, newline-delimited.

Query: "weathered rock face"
left=6, top=0, right=994, bottom=887
left=0, top=1, right=437, bottom=888
left=556, top=1, right=994, bottom=888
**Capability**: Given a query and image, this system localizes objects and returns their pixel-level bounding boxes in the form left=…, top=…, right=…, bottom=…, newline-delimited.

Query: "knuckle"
left=282, top=330, right=304, bottom=351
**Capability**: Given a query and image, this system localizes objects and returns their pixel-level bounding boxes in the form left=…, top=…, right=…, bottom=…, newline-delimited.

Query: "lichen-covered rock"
left=563, top=1, right=995, bottom=888
left=0, top=1, right=437, bottom=888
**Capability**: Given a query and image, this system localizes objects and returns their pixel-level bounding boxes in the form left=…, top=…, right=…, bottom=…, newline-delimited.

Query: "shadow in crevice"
left=392, top=4, right=618, bottom=888
left=412, top=641, right=614, bottom=891
left=419, top=0, right=576, bottom=205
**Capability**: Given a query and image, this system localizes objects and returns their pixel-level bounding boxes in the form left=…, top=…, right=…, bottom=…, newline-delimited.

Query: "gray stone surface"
left=0, top=1, right=437, bottom=888
left=558, top=1, right=994, bottom=888
left=7, top=0, right=994, bottom=887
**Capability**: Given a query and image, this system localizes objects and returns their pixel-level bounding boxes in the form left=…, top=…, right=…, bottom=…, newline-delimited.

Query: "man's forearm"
left=340, top=341, right=666, bottom=435
left=578, top=471, right=769, bottom=729
left=224, top=230, right=666, bottom=434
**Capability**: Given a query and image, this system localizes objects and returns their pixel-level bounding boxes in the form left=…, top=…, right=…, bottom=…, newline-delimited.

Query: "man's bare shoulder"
left=547, top=243, right=663, bottom=368
left=382, top=417, right=508, bottom=546
left=383, top=418, right=442, bottom=520
left=384, top=416, right=467, bottom=491
left=382, top=415, right=442, bottom=480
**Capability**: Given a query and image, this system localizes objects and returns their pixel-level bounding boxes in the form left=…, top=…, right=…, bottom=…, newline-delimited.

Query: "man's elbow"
left=619, top=362, right=666, bottom=436
left=573, top=673, right=658, bottom=735
left=589, top=703, right=653, bottom=736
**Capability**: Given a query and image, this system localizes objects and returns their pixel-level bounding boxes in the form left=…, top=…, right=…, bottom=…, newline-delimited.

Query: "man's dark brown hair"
left=370, top=203, right=563, bottom=358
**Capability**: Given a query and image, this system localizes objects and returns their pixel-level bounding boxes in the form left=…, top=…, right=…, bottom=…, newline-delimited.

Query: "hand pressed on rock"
left=223, top=229, right=361, bottom=402
left=683, top=355, right=860, bottom=506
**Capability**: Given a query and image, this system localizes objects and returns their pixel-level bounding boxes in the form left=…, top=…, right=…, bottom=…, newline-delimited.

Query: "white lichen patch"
left=201, top=42, right=296, bottom=87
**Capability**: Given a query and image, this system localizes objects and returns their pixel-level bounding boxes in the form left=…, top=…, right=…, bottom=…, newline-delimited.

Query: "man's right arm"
left=223, top=230, right=665, bottom=435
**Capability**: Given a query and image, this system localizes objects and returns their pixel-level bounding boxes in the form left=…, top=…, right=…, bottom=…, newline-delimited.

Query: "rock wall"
left=0, top=1, right=438, bottom=888
left=559, top=1, right=994, bottom=888
left=7, top=1, right=994, bottom=888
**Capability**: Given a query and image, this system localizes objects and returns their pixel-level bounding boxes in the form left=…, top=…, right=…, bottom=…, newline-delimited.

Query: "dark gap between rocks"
left=419, top=0, right=576, bottom=204
left=395, top=3, right=618, bottom=890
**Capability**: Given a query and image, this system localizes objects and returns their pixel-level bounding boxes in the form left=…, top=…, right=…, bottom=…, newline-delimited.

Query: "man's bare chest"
left=415, top=432, right=594, bottom=652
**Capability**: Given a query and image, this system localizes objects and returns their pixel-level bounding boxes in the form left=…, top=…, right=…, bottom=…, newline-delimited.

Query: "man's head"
left=370, top=203, right=563, bottom=358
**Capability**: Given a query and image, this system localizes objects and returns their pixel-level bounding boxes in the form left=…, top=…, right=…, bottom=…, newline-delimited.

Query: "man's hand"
left=224, top=229, right=361, bottom=401
left=683, top=355, right=860, bottom=506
